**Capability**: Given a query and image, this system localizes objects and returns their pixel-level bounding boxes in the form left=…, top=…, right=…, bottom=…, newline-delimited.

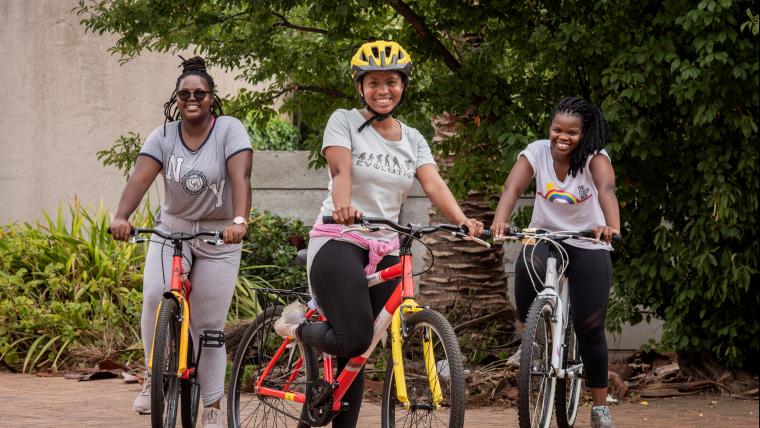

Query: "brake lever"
left=453, top=232, right=491, bottom=248
left=129, top=236, right=145, bottom=244
left=343, top=225, right=384, bottom=233
left=204, top=231, right=224, bottom=246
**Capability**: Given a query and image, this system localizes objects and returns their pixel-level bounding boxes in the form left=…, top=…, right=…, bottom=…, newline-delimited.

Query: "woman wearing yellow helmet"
left=275, top=40, right=483, bottom=427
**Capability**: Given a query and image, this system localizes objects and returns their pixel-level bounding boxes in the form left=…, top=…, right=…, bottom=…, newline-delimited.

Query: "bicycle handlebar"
left=107, top=227, right=225, bottom=245
left=321, top=216, right=493, bottom=246
left=501, top=227, right=621, bottom=243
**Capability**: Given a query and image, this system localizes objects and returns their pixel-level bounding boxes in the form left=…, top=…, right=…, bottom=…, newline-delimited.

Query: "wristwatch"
left=232, top=216, right=248, bottom=227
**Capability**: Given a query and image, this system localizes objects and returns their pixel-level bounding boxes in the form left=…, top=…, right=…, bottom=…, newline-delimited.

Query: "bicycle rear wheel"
left=518, top=297, right=556, bottom=428
left=180, top=337, right=200, bottom=428
left=555, top=321, right=582, bottom=428
left=381, top=309, right=466, bottom=428
left=227, top=306, right=318, bottom=428
left=151, top=298, right=181, bottom=428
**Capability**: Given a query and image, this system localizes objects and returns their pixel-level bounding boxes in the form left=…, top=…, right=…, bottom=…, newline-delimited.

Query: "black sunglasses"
left=177, top=89, right=212, bottom=101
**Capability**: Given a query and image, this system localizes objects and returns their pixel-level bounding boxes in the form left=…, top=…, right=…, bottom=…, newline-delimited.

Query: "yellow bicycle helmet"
left=350, top=40, right=413, bottom=83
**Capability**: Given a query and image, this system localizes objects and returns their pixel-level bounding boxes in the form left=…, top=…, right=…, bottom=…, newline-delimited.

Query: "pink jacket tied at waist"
left=310, top=223, right=400, bottom=275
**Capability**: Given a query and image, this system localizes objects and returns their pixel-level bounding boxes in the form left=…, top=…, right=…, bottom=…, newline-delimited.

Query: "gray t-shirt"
left=317, top=108, right=436, bottom=241
left=520, top=139, right=612, bottom=250
left=138, top=116, right=252, bottom=222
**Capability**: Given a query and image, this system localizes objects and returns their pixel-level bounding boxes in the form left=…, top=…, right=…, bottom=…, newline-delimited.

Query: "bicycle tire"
left=554, top=320, right=582, bottom=428
left=518, top=297, right=556, bottom=428
left=151, top=298, right=182, bottom=428
left=180, top=337, right=200, bottom=428
left=380, top=309, right=466, bottom=428
left=227, top=306, right=319, bottom=428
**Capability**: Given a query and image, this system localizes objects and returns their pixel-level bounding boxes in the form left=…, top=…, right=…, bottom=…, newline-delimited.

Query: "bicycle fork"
left=390, top=301, right=444, bottom=410
left=148, top=291, right=192, bottom=376
left=543, top=256, right=581, bottom=381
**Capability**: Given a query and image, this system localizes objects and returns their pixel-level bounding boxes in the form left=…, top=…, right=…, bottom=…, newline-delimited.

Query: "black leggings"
left=514, top=243, right=612, bottom=388
left=299, top=240, right=400, bottom=428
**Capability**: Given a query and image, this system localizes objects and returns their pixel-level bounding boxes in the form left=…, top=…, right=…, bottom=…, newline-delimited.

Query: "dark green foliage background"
left=76, top=0, right=759, bottom=368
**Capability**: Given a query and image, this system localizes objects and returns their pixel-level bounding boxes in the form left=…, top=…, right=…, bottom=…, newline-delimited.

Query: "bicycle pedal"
left=200, top=330, right=225, bottom=348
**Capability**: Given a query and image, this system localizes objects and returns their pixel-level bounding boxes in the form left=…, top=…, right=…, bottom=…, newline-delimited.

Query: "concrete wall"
left=0, top=0, right=254, bottom=224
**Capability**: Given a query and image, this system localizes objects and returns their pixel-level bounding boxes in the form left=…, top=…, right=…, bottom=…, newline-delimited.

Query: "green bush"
left=0, top=201, right=153, bottom=372
left=246, top=115, right=303, bottom=151
left=230, top=210, right=310, bottom=321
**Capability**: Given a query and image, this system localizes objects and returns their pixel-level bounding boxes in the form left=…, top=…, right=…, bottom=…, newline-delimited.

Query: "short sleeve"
left=410, top=128, right=436, bottom=169
left=517, top=140, right=545, bottom=177
left=321, top=110, right=352, bottom=155
left=138, top=127, right=164, bottom=167
left=223, top=117, right=253, bottom=160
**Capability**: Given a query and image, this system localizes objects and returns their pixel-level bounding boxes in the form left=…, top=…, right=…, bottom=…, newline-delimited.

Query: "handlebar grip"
left=579, top=230, right=622, bottom=241
left=107, top=227, right=135, bottom=236
left=321, top=216, right=362, bottom=225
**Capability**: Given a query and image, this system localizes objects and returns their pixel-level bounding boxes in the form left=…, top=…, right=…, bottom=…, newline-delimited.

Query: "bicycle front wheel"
left=555, top=321, right=582, bottom=428
left=381, top=309, right=466, bottom=428
left=227, top=306, right=318, bottom=428
left=180, top=336, right=200, bottom=428
left=151, top=298, right=181, bottom=428
left=518, top=297, right=556, bottom=428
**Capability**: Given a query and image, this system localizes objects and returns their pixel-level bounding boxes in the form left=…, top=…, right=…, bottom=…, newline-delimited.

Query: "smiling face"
left=356, top=71, right=405, bottom=115
left=176, top=74, right=214, bottom=123
left=549, top=112, right=584, bottom=159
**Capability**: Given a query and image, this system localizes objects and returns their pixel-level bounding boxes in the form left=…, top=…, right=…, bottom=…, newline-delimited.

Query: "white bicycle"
left=500, top=228, right=619, bottom=428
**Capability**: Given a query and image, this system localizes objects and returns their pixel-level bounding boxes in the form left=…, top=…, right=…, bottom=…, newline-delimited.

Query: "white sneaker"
left=506, top=346, right=521, bottom=368
left=274, top=301, right=306, bottom=339
left=132, top=372, right=151, bottom=414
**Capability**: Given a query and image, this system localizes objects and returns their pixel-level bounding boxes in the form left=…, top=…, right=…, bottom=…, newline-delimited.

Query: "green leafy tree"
left=77, top=0, right=758, bottom=369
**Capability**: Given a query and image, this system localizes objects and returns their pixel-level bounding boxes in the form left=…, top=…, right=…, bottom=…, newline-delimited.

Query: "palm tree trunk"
left=417, top=113, right=517, bottom=345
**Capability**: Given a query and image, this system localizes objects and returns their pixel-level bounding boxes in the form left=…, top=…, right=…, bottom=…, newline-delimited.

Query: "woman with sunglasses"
left=109, top=56, right=252, bottom=428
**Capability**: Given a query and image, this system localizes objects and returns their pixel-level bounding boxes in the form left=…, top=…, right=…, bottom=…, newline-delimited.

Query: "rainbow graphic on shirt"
left=538, top=183, right=591, bottom=205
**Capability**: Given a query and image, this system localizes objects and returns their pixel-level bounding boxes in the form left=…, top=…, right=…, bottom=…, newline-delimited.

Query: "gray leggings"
left=142, top=223, right=241, bottom=406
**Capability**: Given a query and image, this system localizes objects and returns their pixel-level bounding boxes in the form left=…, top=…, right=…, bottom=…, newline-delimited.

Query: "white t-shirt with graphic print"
left=317, top=108, right=436, bottom=241
left=520, top=139, right=612, bottom=251
left=138, top=116, right=252, bottom=222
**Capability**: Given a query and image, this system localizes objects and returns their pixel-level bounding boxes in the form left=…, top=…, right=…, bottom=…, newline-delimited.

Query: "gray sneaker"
left=591, top=405, right=615, bottom=428
left=274, top=301, right=306, bottom=339
left=132, top=373, right=151, bottom=414
left=506, top=345, right=521, bottom=368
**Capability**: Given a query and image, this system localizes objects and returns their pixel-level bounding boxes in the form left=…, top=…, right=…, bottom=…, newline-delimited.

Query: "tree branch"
left=389, top=0, right=462, bottom=72
left=268, top=84, right=352, bottom=101
left=270, top=11, right=328, bottom=35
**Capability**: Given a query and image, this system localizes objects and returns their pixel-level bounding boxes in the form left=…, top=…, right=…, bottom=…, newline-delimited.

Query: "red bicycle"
left=227, top=217, right=492, bottom=428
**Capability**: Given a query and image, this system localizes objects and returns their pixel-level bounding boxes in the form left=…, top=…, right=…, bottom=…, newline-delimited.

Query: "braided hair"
left=163, top=56, right=224, bottom=135
left=551, top=97, right=611, bottom=177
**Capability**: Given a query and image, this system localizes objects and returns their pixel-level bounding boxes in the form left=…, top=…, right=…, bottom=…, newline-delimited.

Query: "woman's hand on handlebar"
left=592, top=225, right=620, bottom=244
left=109, top=217, right=133, bottom=241
left=224, top=223, right=247, bottom=244
left=461, top=217, right=484, bottom=237
left=490, top=221, right=510, bottom=239
left=332, top=205, right=363, bottom=226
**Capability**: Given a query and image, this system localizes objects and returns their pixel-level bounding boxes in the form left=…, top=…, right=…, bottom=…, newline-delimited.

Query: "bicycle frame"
left=255, top=247, right=443, bottom=412
left=147, top=242, right=194, bottom=379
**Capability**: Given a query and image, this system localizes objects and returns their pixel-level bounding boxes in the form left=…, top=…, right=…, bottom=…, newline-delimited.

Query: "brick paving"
left=0, top=372, right=757, bottom=427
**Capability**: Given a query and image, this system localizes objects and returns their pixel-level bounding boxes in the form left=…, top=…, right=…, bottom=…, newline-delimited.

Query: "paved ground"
left=0, top=372, right=757, bottom=427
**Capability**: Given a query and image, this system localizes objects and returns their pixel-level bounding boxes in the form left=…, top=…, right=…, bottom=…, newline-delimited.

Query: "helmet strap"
left=357, top=90, right=405, bottom=133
